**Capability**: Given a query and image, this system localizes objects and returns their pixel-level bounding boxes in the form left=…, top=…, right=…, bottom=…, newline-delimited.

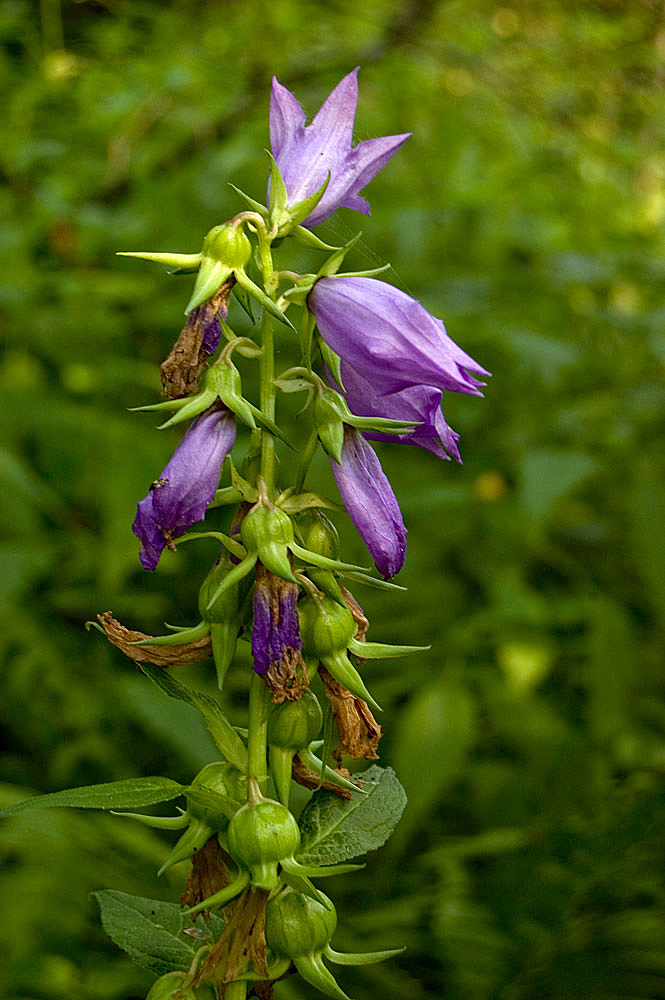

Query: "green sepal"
left=157, top=389, right=217, bottom=429
left=269, top=745, right=296, bottom=806
left=315, top=393, right=345, bottom=463
left=280, top=867, right=333, bottom=911
left=228, top=182, right=269, bottom=218
left=293, top=953, right=351, bottom=1000
left=210, top=622, right=240, bottom=690
left=129, top=621, right=210, bottom=648
left=317, top=232, right=363, bottom=278
left=338, top=570, right=407, bottom=592
left=292, top=226, right=341, bottom=251
left=260, top=543, right=297, bottom=583
left=306, top=569, right=347, bottom=607
left=267, top=150, right=289, bottom=219
left=241, top=507, right=297, bottom=583
left=232, top=282, right=256, bottom=323
left=324, top=944, right=405, bottom=966
left=289, top=542, right=368, bottom=575
left=343, top=413, right=420, bottom=434
left=185, top=786, right=240, bottom=825
left=129, top=397, right=191, bottom=414
left=280, top=492, right=343, bottom=515
left=348, top=637, right=430, bottom=659
left=321, top=652, right=382, bottom=713
left=181, top=530, right=247, bottom=563
left=230, top=458, right=259, bottom=502
left=318, top=338, right=344, bottom=392
left=206, top=361, right=256, bottom=429
left=234, top=270, right=295, bottom=330
left=117, top=251, right=203, bottom=269
left=298, top=747, right=365, bottom=796
left=234, top=956, right=291, bottom=982
left=157, top=816, right=213, bottom=875
left=209, top=486, right=245, bottom=508
left=206, top=553, right=258, bottom=611
left=246, top=401, right=296, bottom=449
left=110, top=810, right=188, bottom=830
left=335, top=263, right=392, bottom=279
left=281, top=856, right=364, bottom=879
left=185, top=258, right=233, bottom=315
left=300, top=310, right=317, bottom=370
left=181, top=867, right=250, bottom=917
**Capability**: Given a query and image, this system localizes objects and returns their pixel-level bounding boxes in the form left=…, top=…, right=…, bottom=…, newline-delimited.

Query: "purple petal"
left=335, top=361, right=461, bottom=461
left=269, top=69, right=410, bottom=228
left=132, top=405, right=236, bottom=571
left=310, top=276, right=490, bottom=397
left=332, top=427, right=406, bottom=578
left=252, top=568, right=302, bottom=676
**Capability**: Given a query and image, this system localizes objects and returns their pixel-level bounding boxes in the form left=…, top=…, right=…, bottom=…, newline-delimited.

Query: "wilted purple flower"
left=332, top=427, right=406, bottom=579
left=334, top=360, right=461, bottom=461
left=270, top=68, right=410, bottom=228
left=309, top=276, right=490, bottom=397
left=252, top=562, right=307, bottom=701
left=133, top=404, right=236, bottom=571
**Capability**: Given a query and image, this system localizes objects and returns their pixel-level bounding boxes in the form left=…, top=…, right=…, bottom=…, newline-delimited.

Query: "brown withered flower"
left=160, top=277, right=235, bottom=398
left=319, top=665, right=381, bottom=763
left=97, top=611, right=212, bottom=667
left=251, top=562, right=308, bottom=704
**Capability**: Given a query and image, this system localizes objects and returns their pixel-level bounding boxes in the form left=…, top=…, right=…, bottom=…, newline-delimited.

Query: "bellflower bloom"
left=133, top=404, right=236, bottom=571
left=270, top=68, right=410, bottom=228
left=309, top=276, right=490, bottom=397
left=332, top=427, right=406, bottom=578
left=334, top=360, right=461, bottom=461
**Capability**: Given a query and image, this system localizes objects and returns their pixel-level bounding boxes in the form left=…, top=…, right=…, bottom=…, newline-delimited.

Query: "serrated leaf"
left=139, top=665, right=247, bottom=773
left=297, top=765, right=406, bottom=865
left=0, top=777, right=185, bottom=817
left=94, top=890, right=223, bottom=975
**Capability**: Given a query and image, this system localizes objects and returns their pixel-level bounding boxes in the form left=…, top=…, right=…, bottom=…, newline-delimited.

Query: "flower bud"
left=241, top=504, right=296, bottom=582
left=268, top=691, right=323, bottom=805
left=269, top=690, right=323, bottom=751
left=226, top=797, right=300, bottom=890
left=146, top=972, right=196, bottom=999
left=186, top=224, right=252, bottom=314
left=265, top=886, right=337, bottom=960
left=298, top=511, right=340, bottom=560
left=298, top=596, right=356, bottom=659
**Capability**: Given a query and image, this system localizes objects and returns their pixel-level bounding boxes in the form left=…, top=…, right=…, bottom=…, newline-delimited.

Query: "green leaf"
left=0, top=777, right=185, bottom=817
left=297, top=765, right=407, bottom=865
left=94, top=890, right=223, bottom=975
left=139, top=665, right=247, bottom=773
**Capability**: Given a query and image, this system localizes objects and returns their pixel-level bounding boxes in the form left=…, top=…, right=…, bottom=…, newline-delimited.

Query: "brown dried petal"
left=160, top=278, right=235, bottom=399
left=194, top=887, right=270, bottom=990
left=340, top=584, right=369, bottom=643
left=319, top=664, right=381, bottom=762
left=97, top=611, right=212, bottom=667
left=263, top=649, right=309, bottom=705
left=292, top=753, right=352, bottom=801
left=180, top=837, right=232, bottom=920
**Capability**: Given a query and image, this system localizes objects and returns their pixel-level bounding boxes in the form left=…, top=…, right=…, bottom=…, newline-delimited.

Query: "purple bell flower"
left=309, top=276, right=490, bottom=397
left=334, top=360, right=462, bottom=461
left=270, top=68, right=410, bottom=228
left=133, top=404, right=236, bottom=571
left=332, top=427, right=407, bottom=579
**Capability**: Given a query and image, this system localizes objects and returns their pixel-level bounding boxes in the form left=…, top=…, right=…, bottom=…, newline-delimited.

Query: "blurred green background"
left=2, top=0, right=665, bottom=997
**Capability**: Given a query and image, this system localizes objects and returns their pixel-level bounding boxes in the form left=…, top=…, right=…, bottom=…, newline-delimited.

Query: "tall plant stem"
left=225, top=981, right=247, bottom=1000
left=259, top=308, right=276, bottom=497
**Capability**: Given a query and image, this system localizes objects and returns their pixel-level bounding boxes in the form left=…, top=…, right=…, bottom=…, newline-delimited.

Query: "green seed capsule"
left=298, top=511, right=340, bottom=560
left=299, top=596, right=356, bottom=659
left=265, top=886, right=337, bottom=959
left=145, top=972, right=196, bottom=999
left=227, top=798, right=300, bottom=890
left=241, top=505, right=296, bottom=582
left=269, top=690, right=323, bottom=751
left=203, top=223, right=251, bottom=271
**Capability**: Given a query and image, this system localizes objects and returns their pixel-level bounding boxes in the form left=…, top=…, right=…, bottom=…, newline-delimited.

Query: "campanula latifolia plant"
left=3, top=68, right=488, bottom=999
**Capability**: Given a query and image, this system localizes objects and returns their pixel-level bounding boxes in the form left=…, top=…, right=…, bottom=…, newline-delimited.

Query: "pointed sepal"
left=324, top=944, right=405, bottom=966
left=117, top=251, right=203, bottom=269
left=347, top=637, right=430, bottom=659
left=157, top=816, right=213, bottom=875
left=129, top=621, right=210, bottom=648
left=181, top=867, right=251, bottom=917
left=293, top=953, right=351, bottom=1000
left=321, top=651, right=382, bottom=713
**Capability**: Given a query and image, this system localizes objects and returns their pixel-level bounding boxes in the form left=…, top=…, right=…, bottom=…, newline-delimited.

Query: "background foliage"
left=2, top=0, right=665, bottom=997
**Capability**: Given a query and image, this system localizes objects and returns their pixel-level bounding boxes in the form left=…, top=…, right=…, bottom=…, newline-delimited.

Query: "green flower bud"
left=299, top=596, right=356, bottom=659
left=265, top=887, right=337, bottom=960
left=241, top=505, right=296, bottom=582
left=227, top=798, right=300, bottom=890
left=298, top=511, right=340, bottom=560
left=269, top=690, right=323, bottom=751
left=146, top=972, right=196, bottom=999
left=186, top=224, right=252, bottom=314
left=189, top=761, right=246, bottom=816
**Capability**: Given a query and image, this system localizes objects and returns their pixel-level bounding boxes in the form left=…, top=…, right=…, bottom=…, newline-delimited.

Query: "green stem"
left=247, top=671, right=270, bottom=792
left=225, top=981, right=248, bottom=1000
left=259, top=308, right=276, bottom=496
